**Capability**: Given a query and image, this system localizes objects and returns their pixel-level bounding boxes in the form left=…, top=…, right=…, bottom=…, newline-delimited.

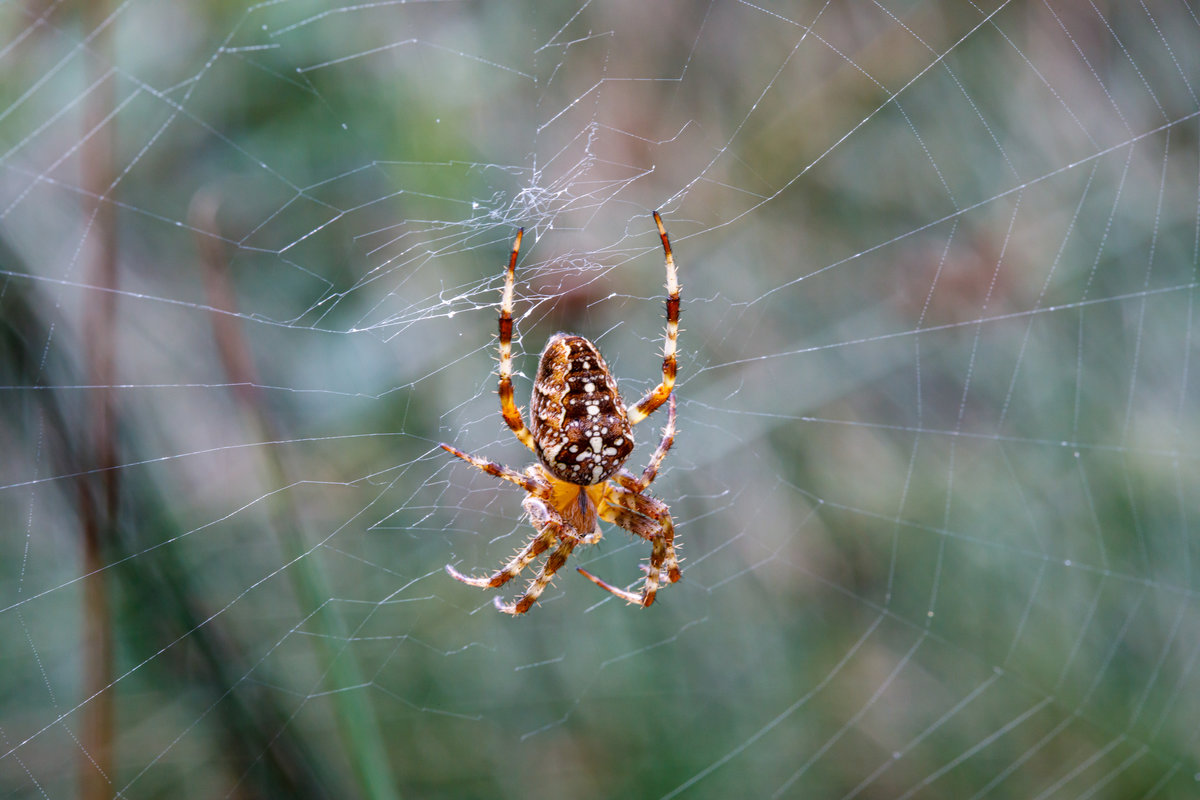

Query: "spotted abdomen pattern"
left=530, top=333, right=635, bottom=485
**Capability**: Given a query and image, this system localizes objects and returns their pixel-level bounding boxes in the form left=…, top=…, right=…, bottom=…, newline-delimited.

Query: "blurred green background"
left=2, top=1, right=1200, bottom=797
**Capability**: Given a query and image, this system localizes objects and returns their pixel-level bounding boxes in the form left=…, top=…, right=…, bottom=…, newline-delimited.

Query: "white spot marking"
left=584, top=381, right=596, bottom=393
left=590, top=436, right=603, bottom=452
left=586, top=405, right=599, bottom=416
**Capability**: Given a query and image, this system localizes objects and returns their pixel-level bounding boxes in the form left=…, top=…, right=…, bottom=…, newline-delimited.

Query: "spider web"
left=2, top=0, right=1200, bottom=797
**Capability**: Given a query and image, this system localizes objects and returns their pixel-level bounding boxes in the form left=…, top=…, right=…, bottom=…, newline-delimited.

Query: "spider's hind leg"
left=626, top=211, right=680, bottom=425
left=497, top=228, right=538, bottom=453
left=617, top=395, right=676, bottom=494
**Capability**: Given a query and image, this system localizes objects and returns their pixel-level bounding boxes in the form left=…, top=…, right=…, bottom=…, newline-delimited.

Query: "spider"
left=442, top=211, right=682, bottom=614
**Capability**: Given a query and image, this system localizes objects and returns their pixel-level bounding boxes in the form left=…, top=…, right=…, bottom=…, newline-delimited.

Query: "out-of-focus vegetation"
left=2, top=1, right=1200, bottom=798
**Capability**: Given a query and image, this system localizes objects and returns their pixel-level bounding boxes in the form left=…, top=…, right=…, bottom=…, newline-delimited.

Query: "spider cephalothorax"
left=442, top=211, right=681, bottom=614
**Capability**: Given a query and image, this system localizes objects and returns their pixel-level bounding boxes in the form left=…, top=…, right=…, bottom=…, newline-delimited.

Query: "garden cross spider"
left=442, top=211, right=682, bottom=614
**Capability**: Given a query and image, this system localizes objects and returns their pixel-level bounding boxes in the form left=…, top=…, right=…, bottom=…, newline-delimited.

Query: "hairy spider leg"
left=445, top=530, right=552, bottom=590
left=494, top=498, right=583, bottom=615
left=577, top=487, right=679, bottom=607
left=445, top=493, right=559, bottom=589
left=626, top=211, right=680, bottom=425
left=616, top=395, right=676, bottom=494
left=497, top=228, right=537, bottom=452
left=439, top=443, right=548, bottom=498
left=441, top=453, right=599, bottom=615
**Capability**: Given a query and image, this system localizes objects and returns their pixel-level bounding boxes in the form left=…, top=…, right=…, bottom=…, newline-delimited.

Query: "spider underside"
left=442, top=212, right=681, bottom=614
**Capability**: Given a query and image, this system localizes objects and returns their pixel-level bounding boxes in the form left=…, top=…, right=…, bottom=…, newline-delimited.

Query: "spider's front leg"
left=491, top=495, right=585, bottom=615
left=445, top=500, right=555, bottom=591
left=578, top=488, right=680, bottom=607
left=442, top=448, right=556, bottom=592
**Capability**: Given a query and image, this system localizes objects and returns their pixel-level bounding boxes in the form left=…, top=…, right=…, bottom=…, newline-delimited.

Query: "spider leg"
left=494, top=497, right=582, bottom=615
left=497, top=228, right=538, bottom=453
left=444, top=482, right=558, bottom=591
left=626, top=211, right=680, bottom=426
left=630, top=492, right=682, bottom=587
left=445, top=524, right=553, bottom=589
left=616, top=394, right=676, bottom=494
left=446, top=492, right=589, bottom=615
left=440, top=443, right=549, bottom=498
left=577, top=486, right=681, bottom=607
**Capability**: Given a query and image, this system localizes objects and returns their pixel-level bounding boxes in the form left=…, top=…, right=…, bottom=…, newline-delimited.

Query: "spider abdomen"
left=530, top=333, right=634, bottom=485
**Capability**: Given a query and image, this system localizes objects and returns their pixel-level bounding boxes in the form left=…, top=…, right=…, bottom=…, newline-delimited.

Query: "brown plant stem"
left=78, top=1, right=118, bottom=797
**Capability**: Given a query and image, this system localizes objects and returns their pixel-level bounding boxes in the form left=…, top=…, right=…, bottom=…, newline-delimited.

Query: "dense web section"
left=2, top=0, right=1200, bottom=797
